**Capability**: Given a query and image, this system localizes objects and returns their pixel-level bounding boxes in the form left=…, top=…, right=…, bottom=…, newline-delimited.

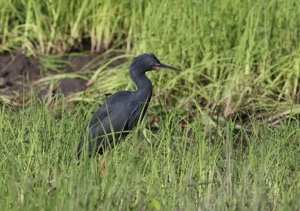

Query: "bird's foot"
left=100, top=158, right=106, bottom=174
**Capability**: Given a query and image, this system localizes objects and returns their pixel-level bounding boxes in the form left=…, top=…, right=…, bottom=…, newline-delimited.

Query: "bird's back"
left=77, top=90, right=151, bottom=158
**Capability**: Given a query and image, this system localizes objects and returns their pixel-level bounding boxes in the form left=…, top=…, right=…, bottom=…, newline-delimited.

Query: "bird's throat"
left=131, top=72, right=153, bottom=102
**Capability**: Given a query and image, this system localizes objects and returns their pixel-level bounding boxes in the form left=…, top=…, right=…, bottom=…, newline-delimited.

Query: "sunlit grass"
left=1, top=0, right=300, bottom=115
left=0, top=100, right=299, bottom=210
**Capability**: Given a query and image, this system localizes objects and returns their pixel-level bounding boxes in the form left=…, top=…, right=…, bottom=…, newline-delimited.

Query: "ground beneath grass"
left=0, top=52, right=127, bottom=103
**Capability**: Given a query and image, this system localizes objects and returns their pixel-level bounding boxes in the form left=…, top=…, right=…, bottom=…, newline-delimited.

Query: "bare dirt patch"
left=0, top=52, right=127, bottom=104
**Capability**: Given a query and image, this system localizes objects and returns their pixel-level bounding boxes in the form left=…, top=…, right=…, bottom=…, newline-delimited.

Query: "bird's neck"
left=130, top=71, right=153, bottom=101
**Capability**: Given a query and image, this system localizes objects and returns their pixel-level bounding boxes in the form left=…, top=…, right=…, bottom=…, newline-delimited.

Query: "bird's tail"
left=76, top=137, right=84, bottom=160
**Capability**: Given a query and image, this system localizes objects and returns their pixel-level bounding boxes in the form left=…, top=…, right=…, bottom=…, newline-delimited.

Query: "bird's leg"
left=100, top=151, right=109, bottom=174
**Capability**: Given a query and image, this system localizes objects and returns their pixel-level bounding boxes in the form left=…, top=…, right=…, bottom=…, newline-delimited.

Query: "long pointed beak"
left=157, top=63, right=181, bottom=72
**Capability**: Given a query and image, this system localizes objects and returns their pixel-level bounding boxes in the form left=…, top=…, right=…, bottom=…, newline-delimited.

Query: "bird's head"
left=130, top=53, right=181, bottom=73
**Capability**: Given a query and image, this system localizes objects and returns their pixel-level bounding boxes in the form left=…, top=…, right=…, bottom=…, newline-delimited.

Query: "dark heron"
left=77, top=53, right=180, bottom=159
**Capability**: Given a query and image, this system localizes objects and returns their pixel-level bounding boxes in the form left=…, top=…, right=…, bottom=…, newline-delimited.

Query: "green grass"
left=1, top=0, right=300, bottom=114
left=0, top=99, right=299, bottom=210
left=1, top=0, right=300, bottom=210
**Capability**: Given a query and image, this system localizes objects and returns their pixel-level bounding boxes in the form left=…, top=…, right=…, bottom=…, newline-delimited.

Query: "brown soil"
left=0, top=52, right=127, bottom=104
